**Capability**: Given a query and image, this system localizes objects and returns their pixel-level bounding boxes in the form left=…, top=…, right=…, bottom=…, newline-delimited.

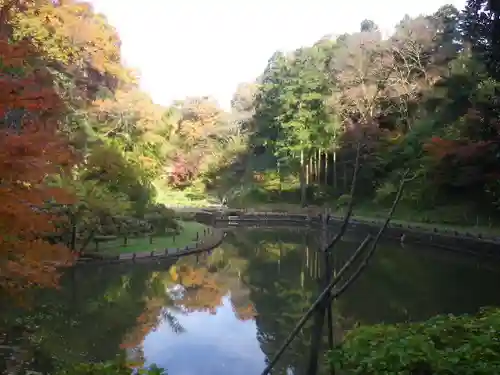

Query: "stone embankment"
left=77, top=227, right=225, bottom=264
left=197, top=208, right=500, bottom=258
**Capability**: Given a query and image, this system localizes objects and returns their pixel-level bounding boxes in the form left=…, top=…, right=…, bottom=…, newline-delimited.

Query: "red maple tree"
left=0, top=37, right=77, bottom=292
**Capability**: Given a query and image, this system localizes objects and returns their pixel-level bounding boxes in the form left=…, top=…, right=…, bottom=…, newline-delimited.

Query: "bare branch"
left=261, top=234, right=372, bottom=375
left=327, top=168, right=411, bottom=304
left=329, top=19, right=442, bottom=133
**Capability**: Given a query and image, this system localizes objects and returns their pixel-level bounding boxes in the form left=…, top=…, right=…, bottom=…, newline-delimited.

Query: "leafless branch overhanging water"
left=261, top=168, right=410, bottom=375
left=326, top=168, right=410, bottom=304
left=260, top=235, right=371, bottom=375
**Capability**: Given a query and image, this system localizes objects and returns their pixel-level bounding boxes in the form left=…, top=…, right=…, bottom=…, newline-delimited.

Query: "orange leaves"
left=0, top=129, right=76, bottom=291
left=176, top=97, right=222, bottom=143
left=91, top=89, right=164, bottom=133
left=0, top=37, right=62, bottom=120
left=253, top=172, right=266, bottom=182
left=0, top=37, right=30, bottom=67
left=2, top=237, right=72, bottom=290
left=175, top=265, right=226, bottom=314
left=0, top=36, right=76, bottom=293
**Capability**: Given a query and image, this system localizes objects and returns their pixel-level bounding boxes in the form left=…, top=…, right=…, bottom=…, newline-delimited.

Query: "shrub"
left=56, top=360, right=166, bottom=375
left=328, top=307, right=500, bottom=375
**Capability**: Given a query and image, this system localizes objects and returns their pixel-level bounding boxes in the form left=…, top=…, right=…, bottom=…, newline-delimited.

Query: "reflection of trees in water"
left=224, top=228, right=325, bottom=375
left=222, top=227, right=500, bottom=375
left=3, top=227, right=500, bottom=375
left=173, top=264, right=227, bottom=314
left=0, top=239, right=259, bottom=373
left=0, top=260, right=184, bottom=372
left=120, top=271, right=186, bottom=364
left=334, top=239, right=500, bottom=325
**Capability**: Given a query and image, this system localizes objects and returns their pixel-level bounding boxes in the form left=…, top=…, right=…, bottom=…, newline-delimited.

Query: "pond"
left=2, top=226, right=500, bottom=375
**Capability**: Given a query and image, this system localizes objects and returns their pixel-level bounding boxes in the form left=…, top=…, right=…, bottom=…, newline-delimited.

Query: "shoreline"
left=201, top=209, right=500, bottom=258
left=77, top=227, right=226, bottom=265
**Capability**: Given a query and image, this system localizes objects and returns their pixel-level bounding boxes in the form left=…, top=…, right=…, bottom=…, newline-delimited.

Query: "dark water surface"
left=2, top=227, right=500, bottom=375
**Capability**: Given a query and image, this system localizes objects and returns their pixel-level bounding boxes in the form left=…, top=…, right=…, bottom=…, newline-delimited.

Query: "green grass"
left=349, top=213, right=500, bottom=236
left=344, top=204, right=500, bottom=236
left=90, top=221, right=209, bottom=254
left=229, top=200, right=500, bottom=237
left=154, top=182, right=217, bottom=208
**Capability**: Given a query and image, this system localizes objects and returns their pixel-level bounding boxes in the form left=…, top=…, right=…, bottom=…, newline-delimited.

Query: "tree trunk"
left=316, top=149, right=321, bottom=185
left=277, top=159, right=282, bottom=194
left=307, top=156, right=312, bottom=185
left=324, top=151, right=329, bottom=186
left=333, top=150, right=338, bottom=191
left=300, top=150, right=307, bottom=206
left=343, top=160, right=348, bottom=192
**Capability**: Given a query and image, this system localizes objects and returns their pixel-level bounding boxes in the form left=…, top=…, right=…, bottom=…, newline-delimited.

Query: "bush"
left=56, top=360, right=166, bottom=375
left=143, top=204, right=179, bottom=234
left=328, top=308, right=500, bottom=375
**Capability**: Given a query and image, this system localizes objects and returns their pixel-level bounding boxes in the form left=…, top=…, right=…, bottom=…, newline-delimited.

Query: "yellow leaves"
left=169, top=266, right=178, bottom=282
left=92, top=89, right=164, bottom=132
left=177, top=97, right=222, bottom=142
left=11, top=0, right=130, bottom=94
left=388, top=131, right=404, bottom=144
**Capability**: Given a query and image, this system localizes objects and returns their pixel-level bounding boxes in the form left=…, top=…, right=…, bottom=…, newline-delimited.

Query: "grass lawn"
left=347, top=214, right=500, bottom=236
left=346, top=205, right=500, bottom=237
left=154, top=182, right=217, bottom=208
left=90, top=221, right=210, bottom=254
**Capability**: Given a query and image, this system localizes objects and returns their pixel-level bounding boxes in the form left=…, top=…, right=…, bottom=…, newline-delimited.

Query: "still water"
left=2, top=226, right=500, bottom=375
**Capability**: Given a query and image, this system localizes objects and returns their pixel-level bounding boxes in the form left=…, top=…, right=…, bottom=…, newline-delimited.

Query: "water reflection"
left=1, top=226, right=500, bottom=375
left=143, top=296, right=265, bottom=375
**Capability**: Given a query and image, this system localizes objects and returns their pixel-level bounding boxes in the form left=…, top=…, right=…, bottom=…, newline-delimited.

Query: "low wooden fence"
left=77, top=227, right=225, bottom=265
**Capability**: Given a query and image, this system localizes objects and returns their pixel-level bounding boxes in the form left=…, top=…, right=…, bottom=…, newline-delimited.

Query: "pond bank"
left=190, top=208, right=500, bottom=257
left=78, top=226, right=225, bottom=264
left=87, top=221, right=209, bottom=254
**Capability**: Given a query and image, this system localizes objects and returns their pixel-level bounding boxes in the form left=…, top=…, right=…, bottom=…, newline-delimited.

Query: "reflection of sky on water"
left=142, top=296, right=267, bottom=375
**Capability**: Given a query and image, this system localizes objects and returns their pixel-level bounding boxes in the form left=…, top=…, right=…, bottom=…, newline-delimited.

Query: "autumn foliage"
left=0, top=37, right=76, bottom=292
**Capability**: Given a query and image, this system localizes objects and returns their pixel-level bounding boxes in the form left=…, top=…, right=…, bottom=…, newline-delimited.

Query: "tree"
left=253, top=46, right=334, bottom=204
left=230, top=82, right=258, bottom=133
left=0, top=37, right=76, bottom=292
left=11, top=0, right=132, bottom=98
left=462, top=0, right=500, bottom=79
left=174, top=96, right=224, bottom=146
left=328, top=28, right=392, bottom=130
left=360, top=19, right=379, bottom=32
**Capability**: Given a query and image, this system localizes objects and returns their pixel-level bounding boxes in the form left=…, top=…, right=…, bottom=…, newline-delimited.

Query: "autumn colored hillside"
left=0, top=0, right=214, bottom=294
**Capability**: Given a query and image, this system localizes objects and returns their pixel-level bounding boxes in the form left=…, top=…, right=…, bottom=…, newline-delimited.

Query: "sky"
left=88, top=0, right=467, bottom=110
left=142, top=296, right=267, bottom=375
